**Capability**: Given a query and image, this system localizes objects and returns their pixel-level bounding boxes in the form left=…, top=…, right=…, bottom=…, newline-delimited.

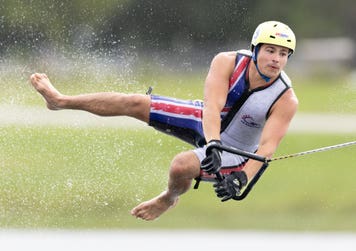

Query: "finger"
left=217, top=193, right=227, bottom=198
left=221, top=195, right=232, bottom=202
left=216, top=191, right=229, bottom=197
left=201, top=156, right=213, bottom=166
left=213, top=182, right=222, bottom=188
left=201, top=165, right=214, bottom=174
left=214, top=187, right=227, bottom=194
left=201, top=163, right=212, bottom=171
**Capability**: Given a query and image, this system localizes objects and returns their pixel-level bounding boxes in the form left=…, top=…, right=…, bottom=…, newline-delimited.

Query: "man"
left=30, top=21, right=298, bottom=221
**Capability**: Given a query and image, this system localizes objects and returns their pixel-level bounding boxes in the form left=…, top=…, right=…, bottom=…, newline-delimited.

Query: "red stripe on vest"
left=229, top=56, right=249, bottom=88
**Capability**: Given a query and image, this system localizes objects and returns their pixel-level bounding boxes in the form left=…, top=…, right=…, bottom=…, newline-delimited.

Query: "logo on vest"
left=241, top=114, right=261, bottom=128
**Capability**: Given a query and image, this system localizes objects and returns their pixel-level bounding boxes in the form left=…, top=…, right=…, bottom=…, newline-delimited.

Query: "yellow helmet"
left=251, top=21, right=296, bottom=54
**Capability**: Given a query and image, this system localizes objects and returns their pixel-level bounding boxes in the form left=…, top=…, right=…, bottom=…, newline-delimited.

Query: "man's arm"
left=243, top=88, right=299, bottom=180
left=202, top=52, right=235, bottom=142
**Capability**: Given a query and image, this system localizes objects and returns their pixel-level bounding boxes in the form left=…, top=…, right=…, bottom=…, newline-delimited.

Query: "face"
left=257, top=44, right=290, bottom=79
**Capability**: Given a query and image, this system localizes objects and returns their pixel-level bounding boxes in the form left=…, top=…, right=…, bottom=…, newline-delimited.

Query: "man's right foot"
left=30, top=73, right=63, bottom=110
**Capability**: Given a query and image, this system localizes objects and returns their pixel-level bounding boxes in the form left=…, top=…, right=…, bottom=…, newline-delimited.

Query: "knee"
left=126, top=94, right=145, bottom=107
left=170, top=152, right=200, bottom=179
left=125, top=94, right=150, bottom=122
left=170, top=155, right=187, bottom=177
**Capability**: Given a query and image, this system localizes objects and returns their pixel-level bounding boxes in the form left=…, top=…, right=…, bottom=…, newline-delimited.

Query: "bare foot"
left=130, top=191, right=179, bottom=221
left=30, top=73, right=63, bottom=110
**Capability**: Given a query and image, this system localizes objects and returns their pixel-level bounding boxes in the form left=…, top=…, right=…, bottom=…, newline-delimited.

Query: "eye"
left=280, top=51, right=288, bottom=57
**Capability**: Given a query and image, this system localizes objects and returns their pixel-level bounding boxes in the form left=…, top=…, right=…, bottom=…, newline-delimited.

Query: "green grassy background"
left=0, top=69, right=355, bottom=230
left=0, top=127, right=355, bottom=230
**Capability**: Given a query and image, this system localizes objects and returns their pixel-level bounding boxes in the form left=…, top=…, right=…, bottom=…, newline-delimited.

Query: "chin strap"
left=252, top=45, right=271, bottom=83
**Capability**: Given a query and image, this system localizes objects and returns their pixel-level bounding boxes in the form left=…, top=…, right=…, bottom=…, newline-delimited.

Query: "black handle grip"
left=209, top=144, right=267, bottom=163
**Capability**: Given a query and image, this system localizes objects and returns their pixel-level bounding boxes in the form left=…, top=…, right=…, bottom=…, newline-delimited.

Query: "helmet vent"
left=269, top=35, right=276, bottom=39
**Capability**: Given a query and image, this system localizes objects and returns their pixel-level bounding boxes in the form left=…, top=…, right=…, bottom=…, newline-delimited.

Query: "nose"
left=272, top=53, right=280, bottom=62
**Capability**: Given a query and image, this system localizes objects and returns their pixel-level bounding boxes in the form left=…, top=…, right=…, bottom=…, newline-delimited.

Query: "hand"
left=200, top=140, right=222, bottom=174
left=213, top=171, right=248, bottom=202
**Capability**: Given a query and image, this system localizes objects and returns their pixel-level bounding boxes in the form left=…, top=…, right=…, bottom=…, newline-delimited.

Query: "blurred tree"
left=104, top=0, right=250, bottom=51
left=0, top=0, right=128, bottom=54
left=0, top=0, right=355, bottom=57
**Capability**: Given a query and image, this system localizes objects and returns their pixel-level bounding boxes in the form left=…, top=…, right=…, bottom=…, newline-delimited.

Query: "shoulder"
left=267, top=87, right=298, bottom=125
left=279, top=71, right=292, bottom=87
left=277, top=71, right=298, bottom=106
left=236, top=49, right=252, bottom=57
left=209, top=51, right=236, bottom=71
left=268, top=74, right=298, bottom=117
left=211, top=51, right=237, bottom=62
left=277, top=88, right=299, bottom=113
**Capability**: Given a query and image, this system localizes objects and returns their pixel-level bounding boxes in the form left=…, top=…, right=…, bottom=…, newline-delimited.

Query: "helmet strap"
left=252, top=45, right=271, bottom=83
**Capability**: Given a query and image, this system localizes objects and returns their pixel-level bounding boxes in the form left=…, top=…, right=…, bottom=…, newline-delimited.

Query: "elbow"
left=257, top=142, right=278, bottom=159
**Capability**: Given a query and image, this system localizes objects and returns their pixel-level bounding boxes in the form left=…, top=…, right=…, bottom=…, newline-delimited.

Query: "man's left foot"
left=130, top=191, right=178, bottom=221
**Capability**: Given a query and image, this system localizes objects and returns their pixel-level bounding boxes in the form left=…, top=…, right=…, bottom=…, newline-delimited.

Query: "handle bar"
left=209, top=144, right=268, bottom=201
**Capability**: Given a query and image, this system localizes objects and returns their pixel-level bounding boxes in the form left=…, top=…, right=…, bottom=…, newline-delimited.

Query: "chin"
left=268, top=70, right=281, bottom=78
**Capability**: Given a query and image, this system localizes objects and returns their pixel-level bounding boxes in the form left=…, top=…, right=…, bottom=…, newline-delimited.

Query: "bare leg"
left=30, top=73, right=151, bottom=123
left=30, top=73, right=201, bottom=220
left=131, top=151, right=200, bottom=220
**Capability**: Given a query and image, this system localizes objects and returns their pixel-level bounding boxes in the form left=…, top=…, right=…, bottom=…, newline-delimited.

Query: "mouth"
left=268, top=65, right=280, bottom=70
